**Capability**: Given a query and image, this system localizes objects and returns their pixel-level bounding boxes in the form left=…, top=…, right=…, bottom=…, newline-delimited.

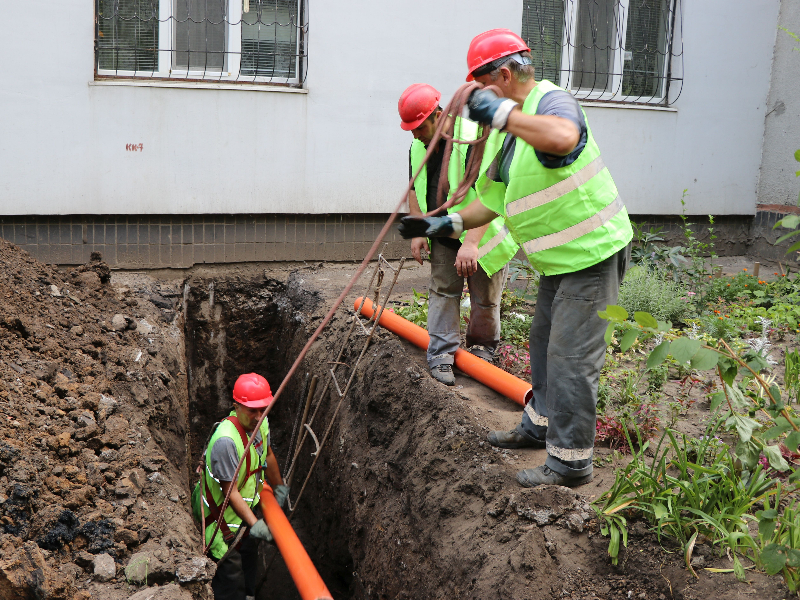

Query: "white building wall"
left=758, top=0, right=800, bottom=207
left=0, top=0, right=783, bottom=216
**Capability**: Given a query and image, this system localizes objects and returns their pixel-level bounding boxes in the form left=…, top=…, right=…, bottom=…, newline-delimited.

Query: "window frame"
left=94, top=0, right=307, bottom=87
left=525, top=0, right=680, bottom=106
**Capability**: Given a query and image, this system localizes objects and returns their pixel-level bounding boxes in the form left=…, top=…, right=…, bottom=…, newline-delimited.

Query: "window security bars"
left=522, top=0, right=683, bottom=105
left=95, top=0, right=308, bottom=85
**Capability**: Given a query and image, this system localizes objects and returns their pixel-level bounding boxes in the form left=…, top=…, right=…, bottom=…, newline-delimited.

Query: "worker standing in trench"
left=195, top=373, right=290, bottom=600
left=398, top=29, right=633, bottom=488
left=398, top=83, right=518, bottom=385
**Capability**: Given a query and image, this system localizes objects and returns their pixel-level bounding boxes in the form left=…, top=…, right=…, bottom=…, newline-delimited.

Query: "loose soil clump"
left=0, top=241, right=211, bottom=599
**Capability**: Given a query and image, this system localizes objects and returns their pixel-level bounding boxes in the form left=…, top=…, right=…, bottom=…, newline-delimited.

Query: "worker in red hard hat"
left=398, top=83, right=517, bottom=386
left=399, top=29, right=633, bottom=489
left=194, top=372, right=288, bottom=600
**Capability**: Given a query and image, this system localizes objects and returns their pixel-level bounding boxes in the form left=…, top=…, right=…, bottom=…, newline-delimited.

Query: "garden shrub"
left=618, top=267, right=692, bottom=324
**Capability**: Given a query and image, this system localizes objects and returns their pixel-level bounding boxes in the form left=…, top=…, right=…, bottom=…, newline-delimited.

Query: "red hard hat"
left=466, top=29, right=531, bottom=81
left=398, top=83, right=442, bottom=131
left=233, top=373, right=273, bottom=408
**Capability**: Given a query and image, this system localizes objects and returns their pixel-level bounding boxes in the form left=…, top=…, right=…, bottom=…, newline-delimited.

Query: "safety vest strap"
left=202, top=416, right=258, bottom=540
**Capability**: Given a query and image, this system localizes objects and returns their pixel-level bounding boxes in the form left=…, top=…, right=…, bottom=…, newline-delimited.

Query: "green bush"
left=618, top=267, right=692, bottom=325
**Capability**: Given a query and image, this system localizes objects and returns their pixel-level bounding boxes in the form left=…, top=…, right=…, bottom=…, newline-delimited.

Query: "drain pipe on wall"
left=355, top=297, right=532, bottom=406
left=260, top=484, right=334, bottom=600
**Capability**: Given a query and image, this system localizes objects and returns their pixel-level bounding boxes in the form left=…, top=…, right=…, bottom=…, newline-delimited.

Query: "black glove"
left=398, top=214, right=463, bottom=239
left=467, top=88, right=518, bottom=130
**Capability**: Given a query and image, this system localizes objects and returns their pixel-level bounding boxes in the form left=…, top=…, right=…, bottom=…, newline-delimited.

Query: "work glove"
left=249, top=519, right=273, bottom=542
left=273, top=484, right=290, bottom=508
left=398, top=213, right=463, bottom=240
left=467, top=88, right=518, bottom=130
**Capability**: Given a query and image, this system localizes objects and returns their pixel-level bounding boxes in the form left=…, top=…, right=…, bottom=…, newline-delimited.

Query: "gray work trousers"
left=518, top=244, right=630, bottom=478
left=426, top=239, right=508, bottom=367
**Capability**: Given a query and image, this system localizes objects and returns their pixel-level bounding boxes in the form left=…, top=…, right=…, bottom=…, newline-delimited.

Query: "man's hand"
left=467, top=88, right=518, bottom=130
left=273, top=484, right=290, bottom=508
left=455, top=243, right=479, bottom=277
left=398, top=214, right=463, bottom=239
left=410, top=237, right=429, bottom=265
left=250, top=519, right=273, bottom=542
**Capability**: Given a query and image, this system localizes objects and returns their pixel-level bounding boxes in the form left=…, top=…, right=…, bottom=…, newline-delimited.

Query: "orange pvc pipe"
left=259, top=484, right=333, bottom=600
left=355, top=297, right=531, bottom=406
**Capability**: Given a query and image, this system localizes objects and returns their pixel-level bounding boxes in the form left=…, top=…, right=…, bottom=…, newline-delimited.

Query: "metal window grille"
left=522, top=0, right=683, bottom=105
left=95, top=0, right=308, bottom=85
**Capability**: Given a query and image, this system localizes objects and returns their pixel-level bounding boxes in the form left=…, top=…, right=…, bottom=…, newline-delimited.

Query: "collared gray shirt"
left=209, top=425, right=269, bottom=483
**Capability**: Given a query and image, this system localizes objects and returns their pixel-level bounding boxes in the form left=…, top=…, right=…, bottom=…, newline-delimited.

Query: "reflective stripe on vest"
left=507, top=156, right=607, bottom=216
left=409, top=118, right=518, bottom=277
left=522, top=195, right=625, bottom=255
left=498, top=80, right=632, bottom=275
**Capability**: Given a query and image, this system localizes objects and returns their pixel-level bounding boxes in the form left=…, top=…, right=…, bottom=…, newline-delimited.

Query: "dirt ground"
left=0, top=240, right=794, bottom=599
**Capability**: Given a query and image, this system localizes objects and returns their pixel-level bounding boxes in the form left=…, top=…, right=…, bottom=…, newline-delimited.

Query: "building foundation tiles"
left=224, top=224, right=235, bottom=244
left=181, top=224, right=193, bottom=245
left=53, top=245, right=72, bottom=265
left=235, top=222, right=246, bottom=244
left=105, top=224, right=117, bottom=245
left=171, top=245, right=184, bottom=267
left=14, top=224, right=27, bottom=245
left=255, top=222, right=266, bottom=243
left=264, top=217, right=277, bottom=242
left=245, top=221, right=255, bottom=244
left=156, top=244, right=169, bottom=267
left=160, top=225, right=172, bottom=245
left=273, top=219, right=285, bottom=243
left=211, top=224, right=222, bottom=244
left=200, top=224, right=212, bottom=244
left=210, top=245, right=223, bottom=263
left=192, top=223, right=204, bottom=245
left=284, top=221, right=296, bottom=244
left=69, top=245, right=86, bottom=265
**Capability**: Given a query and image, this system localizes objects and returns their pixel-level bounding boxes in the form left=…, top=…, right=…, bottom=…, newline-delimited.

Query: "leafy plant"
left=394, top=288, right=428, bottom=327
left=594, top=304, right=800, bottom=589
left=787, top=349, right=800, bottom=404
left=677, top=191, right=718, bottom=290
left=507, top=258, right=539, bottom=300
left=617, top=266, right=693, bottom=324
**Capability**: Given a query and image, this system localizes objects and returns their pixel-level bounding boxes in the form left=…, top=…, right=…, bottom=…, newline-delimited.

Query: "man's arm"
left=458, top=197, right=498, bottom=229
left=220, top=480, right=258, bottom=528
left=467, top=89, right=580, bottom=156
left=407, top=190, right=429, bottom=265
left=503, top=110, right=579, bottom=157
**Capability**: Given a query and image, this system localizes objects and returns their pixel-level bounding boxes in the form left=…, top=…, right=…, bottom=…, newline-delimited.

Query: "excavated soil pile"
left=0, top=241, right=211, bottom=600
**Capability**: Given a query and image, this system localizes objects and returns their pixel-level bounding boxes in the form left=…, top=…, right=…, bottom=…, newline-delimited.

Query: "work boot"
left=516, top=465, right=593, bottom=488
left=430, top=363, right=455, bottom=386
left=468, top=344, right=494, bottom=362
left=487, top=429, right=546, bottom=449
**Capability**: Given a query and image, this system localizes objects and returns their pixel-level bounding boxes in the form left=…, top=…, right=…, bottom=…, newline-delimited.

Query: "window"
left=522, top=0, right=683, bottom=104
left=95, top=0, right=307, bottom=85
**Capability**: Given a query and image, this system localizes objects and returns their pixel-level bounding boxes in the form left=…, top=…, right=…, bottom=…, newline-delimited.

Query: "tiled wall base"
left=2, top=207, right=798, bottom=269
left=0, top=214, right=406, bottom=268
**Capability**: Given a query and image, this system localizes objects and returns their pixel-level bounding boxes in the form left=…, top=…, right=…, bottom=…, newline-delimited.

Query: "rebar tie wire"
left=201, top=81, right=493, bottom=556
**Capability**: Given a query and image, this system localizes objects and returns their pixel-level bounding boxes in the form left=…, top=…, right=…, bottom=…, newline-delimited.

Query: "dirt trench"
left=0, top=239, right=790, bottom=600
